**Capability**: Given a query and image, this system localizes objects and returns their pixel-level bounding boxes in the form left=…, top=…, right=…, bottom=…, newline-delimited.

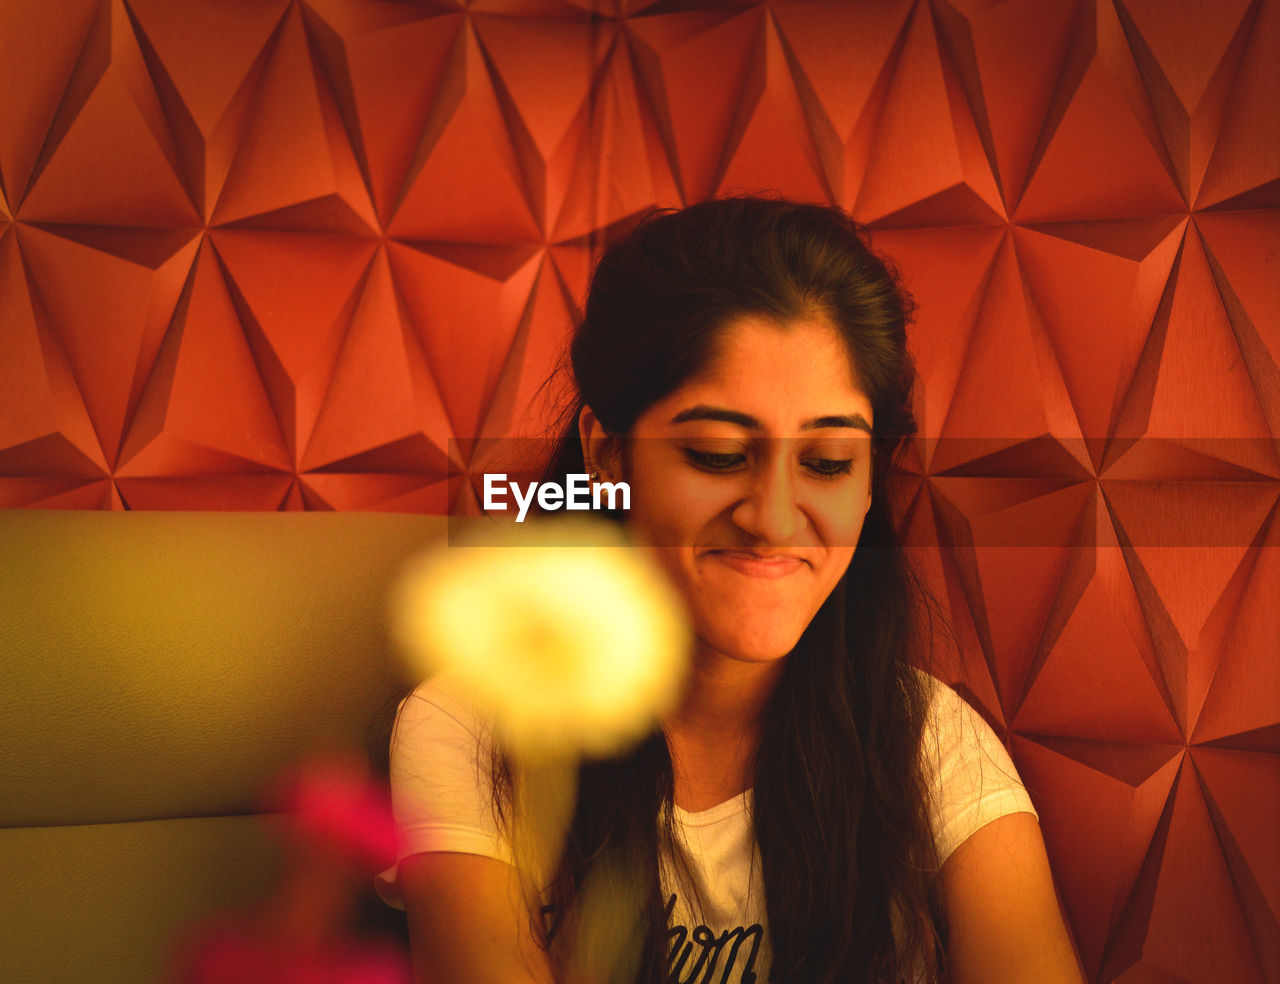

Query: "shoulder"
left=378, top=674, right=513, bottom=907
left=912, top=670, right=1038, bottom=865
left=928, top=673, right=999, bottom=739
left=388, top=673, right=502, bottom=809
left=391, top=671, right=497, bottom=755
left=913, top=669, right=1005, bottom=762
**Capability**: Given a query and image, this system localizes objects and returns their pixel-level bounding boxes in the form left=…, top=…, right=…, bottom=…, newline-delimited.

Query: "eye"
left=802, top=457, right=855, bottom=479
left=683, top=448, right=746, bottom=472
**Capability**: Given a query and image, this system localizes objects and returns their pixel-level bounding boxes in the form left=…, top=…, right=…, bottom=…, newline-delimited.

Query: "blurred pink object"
left=169, top=754, right=411, bottom=984
left=268, top=754, right=404, bottom=871
left=175, top=920, right=411, bottom=984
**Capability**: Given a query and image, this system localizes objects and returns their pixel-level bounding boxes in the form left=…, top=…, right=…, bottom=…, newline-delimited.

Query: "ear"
left=578, top=404, right=621, bottom=481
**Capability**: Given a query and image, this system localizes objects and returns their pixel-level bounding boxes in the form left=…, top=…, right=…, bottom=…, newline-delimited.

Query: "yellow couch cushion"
left=0, top=509, right=449, bottom=981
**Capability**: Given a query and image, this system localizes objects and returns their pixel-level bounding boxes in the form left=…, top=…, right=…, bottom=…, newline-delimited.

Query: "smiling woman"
left=381, top=198, right=1084, bottom=984
left=585, top=314, right=874, bottom=671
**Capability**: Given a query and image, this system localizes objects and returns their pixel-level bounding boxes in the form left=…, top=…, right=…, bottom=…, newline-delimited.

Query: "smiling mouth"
left=706, top=550, right=806, bottom=578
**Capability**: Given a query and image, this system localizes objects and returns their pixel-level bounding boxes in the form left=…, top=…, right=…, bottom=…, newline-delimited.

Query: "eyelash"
left=683, top=449, right=855, bottom=479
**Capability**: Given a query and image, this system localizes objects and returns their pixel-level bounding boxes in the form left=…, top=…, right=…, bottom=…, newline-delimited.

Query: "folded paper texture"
left=0, top=1, right=1276, bottom=981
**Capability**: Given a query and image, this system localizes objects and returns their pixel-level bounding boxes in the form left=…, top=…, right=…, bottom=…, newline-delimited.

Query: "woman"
left=378, top=198, right=1083, bottom=983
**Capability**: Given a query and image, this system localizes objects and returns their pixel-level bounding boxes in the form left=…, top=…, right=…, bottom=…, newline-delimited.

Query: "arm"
left=401, top=851, right=555, bottom=984
left=940, top=812, right=1084, bottom=984
left=387, top=680, right=556, bottom=983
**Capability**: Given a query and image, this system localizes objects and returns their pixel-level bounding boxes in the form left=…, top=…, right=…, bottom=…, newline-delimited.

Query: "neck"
left=667, top=647, right=784, bottom=738
left=662, top=647, right=785, bottom=810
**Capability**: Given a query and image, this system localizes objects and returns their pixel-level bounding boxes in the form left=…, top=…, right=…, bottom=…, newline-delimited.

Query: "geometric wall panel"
left=1, top=2, right=1277, bottom=981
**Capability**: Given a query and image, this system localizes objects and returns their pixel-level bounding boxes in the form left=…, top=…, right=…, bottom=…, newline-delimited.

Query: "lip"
left=706, top=550, right=806, bottom=578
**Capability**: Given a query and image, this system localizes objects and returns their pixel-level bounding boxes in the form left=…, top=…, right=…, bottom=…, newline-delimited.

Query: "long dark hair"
left=497, top=197, right=945, bottom=983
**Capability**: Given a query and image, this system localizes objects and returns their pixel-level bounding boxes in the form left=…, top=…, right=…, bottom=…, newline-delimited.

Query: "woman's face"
left=586, top=314, right=875, bottom=665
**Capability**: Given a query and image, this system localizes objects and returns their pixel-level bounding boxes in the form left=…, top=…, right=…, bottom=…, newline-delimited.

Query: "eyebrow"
left=668, top=404, right=872, bottom=433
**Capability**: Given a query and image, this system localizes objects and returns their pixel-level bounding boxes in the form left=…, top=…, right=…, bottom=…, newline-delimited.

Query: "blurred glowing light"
left=391, top=518, right=691, bottom=760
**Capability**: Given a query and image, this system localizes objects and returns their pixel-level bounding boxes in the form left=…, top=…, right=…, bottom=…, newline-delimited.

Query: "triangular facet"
left=210, top=229, right=378, bottom=456
left=1108, top=227, right=1279, bottom=476
left=1013, top=222, right=1182, bottom=446
left=0, top=233, right=105, bottom=472
left=1197, top=0, right=1280, bottom=209
left=856, top=1, right=1003, bottom=224
left=116, top=244, right=291, bottom=474
left=934, top=238, right=1083, bottom=471
left=386, top=241, right=541, bottom=442
left=387, top=23, right=541, bottom=242
left=301, top=6, right=459, bottom=227
left=478, top=256, right=577, bottom=443
left=1192, top=747, right=1280, bottom=936
left=211, top=6, right=375, bottom=230
left=16, top=225, right=197, bottom=468
left=114, top=473, right=293, bottom=510
left=1016, top=1, right=1185, bottom=220
left=1013, top=737, right=1181, bottom=978
left=302, top=250, right=451, bottom=473
left=625, top=7, right=764, bottom=202
left=927, top=0, right=1078, bottom=210
left=871, top=227, right=1002, bottom=449
left=0, top=0, right=104, bottom=206
left=21, top=62, right=199, bottom=227
left=1193, top=508, right=1280, bottom=746
left=1017, top=566, right=1182, bottom=744
left=715, top=13, right=832, bottom=202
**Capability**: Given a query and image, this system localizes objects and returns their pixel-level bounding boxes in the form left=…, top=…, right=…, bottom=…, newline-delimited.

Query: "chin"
left=701, top=626, right=801, bottom=664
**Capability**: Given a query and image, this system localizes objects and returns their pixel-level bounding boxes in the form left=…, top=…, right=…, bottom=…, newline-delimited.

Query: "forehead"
left=656, top=313, right=872, bottom=426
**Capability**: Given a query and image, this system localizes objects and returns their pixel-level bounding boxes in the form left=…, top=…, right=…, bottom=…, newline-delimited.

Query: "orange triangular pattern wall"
left=0, top=1, right=1276, bottom=980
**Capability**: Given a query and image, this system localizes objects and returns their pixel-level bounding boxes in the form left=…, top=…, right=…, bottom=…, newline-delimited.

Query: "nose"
left=731, top=452, right=803, bottom=543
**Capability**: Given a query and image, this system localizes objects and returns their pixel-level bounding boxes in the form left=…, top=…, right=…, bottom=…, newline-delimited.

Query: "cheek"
left=832, top=513, right=869, bottom=552
left=809, top=486, right=872, bottom=548
left=623, top=491, right=685, bottom=547
left=623, top=472, right=726, bottom=546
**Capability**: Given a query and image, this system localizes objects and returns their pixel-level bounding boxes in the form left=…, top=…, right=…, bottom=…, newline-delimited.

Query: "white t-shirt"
left=377, top=672, right=1037, bottom=983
